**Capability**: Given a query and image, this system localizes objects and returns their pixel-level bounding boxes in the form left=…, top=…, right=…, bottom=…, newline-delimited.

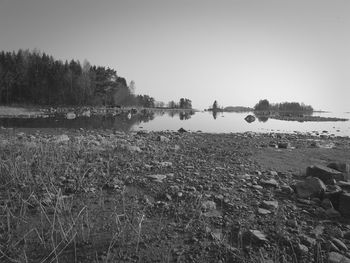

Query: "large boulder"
left=306, top=165, right=345, bottom=185
left=328, top=162, right=350, bottom=181
left=295, top=177, right=326, bottom=198
left=244, top=115, right=256, bottom=123
left=327, top=162, right=350, bottom=174
left=338, top=193, right=350, bottom=218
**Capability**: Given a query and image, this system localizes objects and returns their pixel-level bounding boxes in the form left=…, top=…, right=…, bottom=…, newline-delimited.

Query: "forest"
left=0, top=49, right=157, bottom=107
left=254, top=99, right=314, bottom=113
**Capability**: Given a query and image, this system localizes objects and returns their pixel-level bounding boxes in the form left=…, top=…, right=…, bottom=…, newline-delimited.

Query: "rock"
left=321, top=198, right=334, bottom=210
left=297, top=244, right=309, bottom=255
left=125, top=145, right=142, bottom=153
left=339, top=193, right=350, bottom=218
left=203, top=209, right=222, bottom=218
left=332, top=238, right=348, bottom=252
left=294, top=177, right=326, bottom=198
left=337, top=181, right=350, bottom=190
left=201, top=200, right=217, bottom=211
left=244, top=115, right=256, bottom=123
left=253, top=185, right=263, bottom=190
left=281, top=185, right=294, bottom=194
left=286, top=219, right=298, bottom=228
left=243, top=230, right=268, bottom=245
left=146, top=174, right=167, bottom=182
left=260, top=179, right=279, bottom=187
left=55, top=134, right=70, bottom=144
left=300, top=235, right=316, bottom=247
left=328, top=163, right=350, bottom=174
left=270, top=171, right=278, bottom=176
left=66, top=112, right=76, bottom=119
left=325, top=208, right=341, bottom=218
left=173, top=145, right=181, bottom=151
left=278, top=142, right=290, bottom=149
left=17, top=132, right=25, bottom=139
left=81, top=110, right=91, bottom=117
left=258, top=208, right=271, bottom=215
left=328, top=252, right=350, bottom=263
left=210, top=228, right=223, bottom=241
left=324, top=185, right=343, bottom=210
left=306, top=165, right=345, bottom=185
left=159, top=161, right=172, bottom=168
left=344, top=231, right=350, bottom=240
left=157, top=135, right=170, bottom=143
left=261, top=200, right=278, bottom=210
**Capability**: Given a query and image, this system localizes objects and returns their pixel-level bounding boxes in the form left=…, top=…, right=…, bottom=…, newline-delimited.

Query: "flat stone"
left=306, top=165, right=345, bottom=185
left=253, top=185, right=263, bottom=190
left=295, top=177, right=326, bottom=198
left=258, top=208, right=271, bottom=215
left=260, top=179, right=279, bottom=187
left=328, top=252, right=350, bottom=263
left=261, top=200, right=279, bottom=210
left=146, top=174, right=167, bottom=182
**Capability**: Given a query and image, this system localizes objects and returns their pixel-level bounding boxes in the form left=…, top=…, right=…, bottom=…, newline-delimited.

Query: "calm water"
left=0, top=111, right=349, bottom=136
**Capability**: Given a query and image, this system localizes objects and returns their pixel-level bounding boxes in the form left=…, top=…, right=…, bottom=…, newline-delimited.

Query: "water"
left=0, top=111, right=349, bottom=136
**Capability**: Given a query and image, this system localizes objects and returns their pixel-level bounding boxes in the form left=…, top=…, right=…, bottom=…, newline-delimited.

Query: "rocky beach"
left=1, top=129, right=350, bottom=262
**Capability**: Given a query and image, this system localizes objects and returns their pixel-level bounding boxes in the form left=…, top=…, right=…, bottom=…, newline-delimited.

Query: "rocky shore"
left=1, top=129, right=350, bottom=262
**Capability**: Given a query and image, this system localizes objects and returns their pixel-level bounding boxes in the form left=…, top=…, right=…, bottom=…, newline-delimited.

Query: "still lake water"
left=0, top=111, right=349, bottom=136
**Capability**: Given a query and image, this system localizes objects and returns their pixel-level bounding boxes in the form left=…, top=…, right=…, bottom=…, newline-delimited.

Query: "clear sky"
left=0, top=0, right=349, bottom=111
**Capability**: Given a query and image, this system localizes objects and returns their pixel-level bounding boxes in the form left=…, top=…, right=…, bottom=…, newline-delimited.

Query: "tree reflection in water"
left=0, top=111, right=156, bottom=131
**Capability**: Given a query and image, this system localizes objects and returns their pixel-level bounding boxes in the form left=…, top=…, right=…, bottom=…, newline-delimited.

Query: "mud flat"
left=1, top=130, right=350, bottom=262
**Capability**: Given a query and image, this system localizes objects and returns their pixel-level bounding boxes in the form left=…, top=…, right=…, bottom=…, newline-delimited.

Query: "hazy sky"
left=0, top=0, right=349, bottom=111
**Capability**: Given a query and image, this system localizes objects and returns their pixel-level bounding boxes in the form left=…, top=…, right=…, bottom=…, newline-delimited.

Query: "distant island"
left=254, top=99, right=313, bottom=114
left=253, top=99, right=348, bottom=122
left=206, top=101, right=252, bottom=112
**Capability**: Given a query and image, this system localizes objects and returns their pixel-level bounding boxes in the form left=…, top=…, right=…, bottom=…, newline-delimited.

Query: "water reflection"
left=179, top=111, right=194, bottom=120
left=167, top=111, right=194, bottom=120
left=0, top=110, right=197, bottom=130
left=0, top=112, right=155, bottom=131
left=256, top=116, right=269, bottom=123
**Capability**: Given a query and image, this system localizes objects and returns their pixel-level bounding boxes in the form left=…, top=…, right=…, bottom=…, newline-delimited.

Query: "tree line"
left=167, top=98, right=192, bottom=109
left=0, top=49, right=162, bottom=107
left=254, top=99, right=313, bottom=112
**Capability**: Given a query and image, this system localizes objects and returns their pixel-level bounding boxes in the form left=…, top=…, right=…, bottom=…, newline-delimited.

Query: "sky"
left=0, top=0, right=349, bottom=111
